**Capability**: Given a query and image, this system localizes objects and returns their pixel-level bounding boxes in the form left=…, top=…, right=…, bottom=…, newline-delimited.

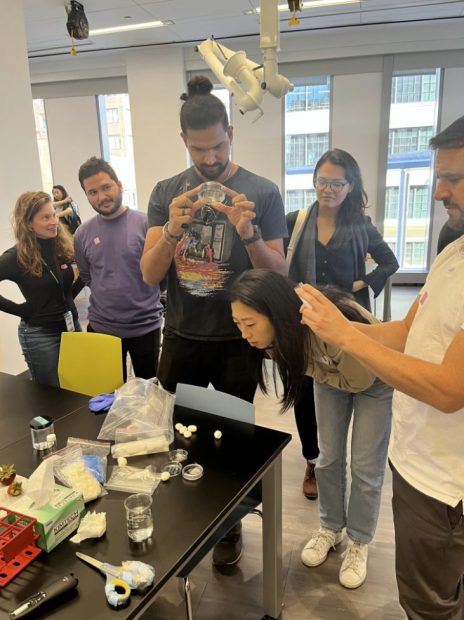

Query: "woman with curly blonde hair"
left=0, top=191, right=82, bottom=386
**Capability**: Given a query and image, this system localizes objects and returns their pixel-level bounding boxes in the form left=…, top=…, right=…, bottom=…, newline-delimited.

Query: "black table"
left=0, top=375, right=290, bottom=619
left=0, top=372, right=89, bottom=449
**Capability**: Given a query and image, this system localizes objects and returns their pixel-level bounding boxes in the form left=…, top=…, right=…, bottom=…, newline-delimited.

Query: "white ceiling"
left=24, top=0, right=464, bottom=58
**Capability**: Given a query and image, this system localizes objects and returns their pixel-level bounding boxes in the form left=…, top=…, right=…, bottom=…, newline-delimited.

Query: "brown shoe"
left=303, top=461, right=318, bottom=500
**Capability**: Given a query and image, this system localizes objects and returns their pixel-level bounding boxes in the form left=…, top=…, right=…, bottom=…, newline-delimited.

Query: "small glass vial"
left=30, top=415, right=55, bottom=450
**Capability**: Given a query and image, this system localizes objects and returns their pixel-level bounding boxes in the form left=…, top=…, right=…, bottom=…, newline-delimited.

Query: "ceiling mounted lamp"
left=245, top=0, right=359, bottom=14
left=89, top=20, right=172, bottom=36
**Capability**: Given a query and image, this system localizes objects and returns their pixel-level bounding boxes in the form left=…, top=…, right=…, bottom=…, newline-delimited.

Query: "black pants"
left=88, top=324, right=161, bottom=382
left=157, top=331, right=259, bottom=403
left=293, top=375, right=319, bottom=461
left=391, top=463, right=464, bottom=620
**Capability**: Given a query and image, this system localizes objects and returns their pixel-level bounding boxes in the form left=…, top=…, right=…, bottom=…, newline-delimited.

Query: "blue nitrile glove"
left=88, top=392, right=115, bottom=414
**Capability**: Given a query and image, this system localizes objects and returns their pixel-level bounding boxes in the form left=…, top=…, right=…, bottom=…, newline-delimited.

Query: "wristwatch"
left=240, top=225, right=262, bottom=246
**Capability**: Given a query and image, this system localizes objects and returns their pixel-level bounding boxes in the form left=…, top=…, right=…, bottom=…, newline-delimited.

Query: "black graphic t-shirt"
left=148, top=166, right=287, bottom=340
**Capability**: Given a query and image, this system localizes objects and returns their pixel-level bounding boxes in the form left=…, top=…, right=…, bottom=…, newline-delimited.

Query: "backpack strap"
left=286, top=208, right=308, bottom=269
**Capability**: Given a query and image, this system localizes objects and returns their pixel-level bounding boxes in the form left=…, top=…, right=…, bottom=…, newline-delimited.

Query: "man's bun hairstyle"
left=180, top=75, right=228, bottom=132
left=180, top=76, right=213, bottom=101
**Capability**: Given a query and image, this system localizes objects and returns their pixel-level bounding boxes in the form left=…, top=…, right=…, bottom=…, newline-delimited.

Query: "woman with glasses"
left=285, top=148, right=398, bottom=588
left=287, top=148, right=399, bottom=310
left=0, top=192, right=82, bottom=387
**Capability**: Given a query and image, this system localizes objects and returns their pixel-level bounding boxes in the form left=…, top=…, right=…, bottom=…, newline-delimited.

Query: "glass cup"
left=124, top=493, right=153, bottom=542
left=29, top=415, right=55, bottom=450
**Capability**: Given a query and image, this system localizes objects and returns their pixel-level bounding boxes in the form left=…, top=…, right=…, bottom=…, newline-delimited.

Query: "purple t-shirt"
left=74, top=209, right=162, bottom=338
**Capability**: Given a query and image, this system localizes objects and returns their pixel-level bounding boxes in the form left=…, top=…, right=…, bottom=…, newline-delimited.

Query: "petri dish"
left=162, top=462, right=182, bottom=477
left=199, top=182, right=225, bottom=205
left=182, top=463, right=204, bottom=481
left=168, top=449, right=188, bottom=463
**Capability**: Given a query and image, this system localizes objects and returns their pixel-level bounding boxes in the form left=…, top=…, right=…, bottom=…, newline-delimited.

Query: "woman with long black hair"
left=286, top=148, right=399, bottom=502
left=230, top=269, right=392, bottom=590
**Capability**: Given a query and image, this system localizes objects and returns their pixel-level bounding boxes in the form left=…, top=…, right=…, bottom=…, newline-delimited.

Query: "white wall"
left=0, top=0, right=43, bottom=375
left=45, top=96, right=102, bottom=223
left=232, top=95, right=283, bottom=193
left=126, top=47, right=187, bottom=213
left=332, top=72, right=384, bottom=222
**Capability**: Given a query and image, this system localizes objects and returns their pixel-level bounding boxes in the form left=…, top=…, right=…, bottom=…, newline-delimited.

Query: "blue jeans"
left=18, top=320, right=82, bottom=388
left=314, top=378, right=393, bottom=544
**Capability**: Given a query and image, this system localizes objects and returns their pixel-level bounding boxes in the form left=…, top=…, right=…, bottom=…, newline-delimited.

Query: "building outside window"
left=32, top=99, right=53, bottom=192
left=383, top=70, right=440, bottom=272
left=108, top=135, right=122, bottom=150
left=407, top=185, right=429, bottom=219
left=385, top=186, right=399, bottom=219
left=98, top=94, right=138, bottom=209
left=286, top=189, right=317, bottom=212
left=284, top=76, right=331, bottom=213
left=391, top=74, right=436, bottom=104
left=106, top=108, right=119, bottom=123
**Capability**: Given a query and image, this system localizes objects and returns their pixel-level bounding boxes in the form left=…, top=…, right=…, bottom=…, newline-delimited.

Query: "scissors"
left=76, top=552, right=155, bottom=608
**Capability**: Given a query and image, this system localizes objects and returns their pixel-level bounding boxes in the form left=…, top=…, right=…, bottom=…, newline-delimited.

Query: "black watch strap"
left=240, top=225, right=262, bottom=246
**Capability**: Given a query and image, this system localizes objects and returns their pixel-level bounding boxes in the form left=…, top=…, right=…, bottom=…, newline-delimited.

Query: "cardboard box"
left=4, top=483, right=85, bottom=552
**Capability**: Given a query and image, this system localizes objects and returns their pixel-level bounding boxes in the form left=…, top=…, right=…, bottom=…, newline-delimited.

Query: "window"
left=385, top=187, right=399, bottom=219
left=407, top=186, right=429, bottom=219
left=404, top=242, right=425, bottom=267
left=384, top=70, right=440, bottom=272
left=286, top=82, right=330, bottom=112
left=108, top=135, right=121, bottom=150
left=106, top=108, right=119, bottom=123
left=286, top=133, right=329, bottom=169
left=284, top=76, right=331, bottom=215
left=32, top=99, right=53, bottom=192
left=285, top=189, right=316, bottom=212
left=98, top=94, right=138, bottom=209
left=388, top=127, right=433, bottom=154
left=391, top=74, right=436, bottom=104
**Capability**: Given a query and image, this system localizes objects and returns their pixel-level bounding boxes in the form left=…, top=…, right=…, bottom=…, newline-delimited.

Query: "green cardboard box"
left=11, top=483, right=85, bottom=552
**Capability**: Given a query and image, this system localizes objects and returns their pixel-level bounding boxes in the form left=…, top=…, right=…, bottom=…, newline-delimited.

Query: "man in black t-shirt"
left=141, top=76, right=287, bottom=568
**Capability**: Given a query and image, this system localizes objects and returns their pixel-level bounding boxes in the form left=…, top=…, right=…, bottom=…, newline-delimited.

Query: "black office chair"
left=174, top=384, right=262, bottom=620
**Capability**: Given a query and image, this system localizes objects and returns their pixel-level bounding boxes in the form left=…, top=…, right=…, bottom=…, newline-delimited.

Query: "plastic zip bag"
left=105, top=465, right=161, bottom=495
left=97, top=378, right=175, bottom=446
left=67, top=437, right=111, bottom=484
left=47, top=445, right=107, bottom=503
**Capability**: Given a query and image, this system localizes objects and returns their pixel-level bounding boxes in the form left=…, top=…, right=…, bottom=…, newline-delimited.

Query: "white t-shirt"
left=389, top=236, right=464, bottom=507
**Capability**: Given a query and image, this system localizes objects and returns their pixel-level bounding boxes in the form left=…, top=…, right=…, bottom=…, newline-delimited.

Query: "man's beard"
left=95, top=192, right=123, bottom=216
left=196, top=160, right=229, bottom=181
left=444, top=200, right=464, bottom=230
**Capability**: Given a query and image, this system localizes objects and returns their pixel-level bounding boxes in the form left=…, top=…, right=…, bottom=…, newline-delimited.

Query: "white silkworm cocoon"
left=183, top=430, right=192, bottom=438
left=187, top=425, right=197, bottom=433
left=161, top=471, right=170, bottom=482
left=214, top=430, right=222, bottom=439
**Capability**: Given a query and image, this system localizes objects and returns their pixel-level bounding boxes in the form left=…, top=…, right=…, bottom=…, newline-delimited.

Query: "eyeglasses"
left=315, top=177, right=349, bottom=193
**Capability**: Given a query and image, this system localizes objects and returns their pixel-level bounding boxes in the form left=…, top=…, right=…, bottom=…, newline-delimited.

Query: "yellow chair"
left=58, top=332, right=124, bottom=396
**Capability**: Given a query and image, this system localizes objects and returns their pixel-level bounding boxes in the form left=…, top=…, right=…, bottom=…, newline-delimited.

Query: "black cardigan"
left=286, top=204, right=399, bottom=311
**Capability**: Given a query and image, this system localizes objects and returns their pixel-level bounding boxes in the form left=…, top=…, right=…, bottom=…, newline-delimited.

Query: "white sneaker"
left=339, top=540, right=368, bottom=589
left=301, top=527, right=344, bottom=567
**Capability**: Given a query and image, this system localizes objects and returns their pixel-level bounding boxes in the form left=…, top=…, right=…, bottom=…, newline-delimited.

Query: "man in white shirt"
left=296, top=115, right=464, bottom=620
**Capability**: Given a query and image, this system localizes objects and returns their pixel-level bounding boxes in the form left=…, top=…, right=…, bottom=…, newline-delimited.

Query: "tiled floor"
left=137, top=287, right=420, bottom=620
